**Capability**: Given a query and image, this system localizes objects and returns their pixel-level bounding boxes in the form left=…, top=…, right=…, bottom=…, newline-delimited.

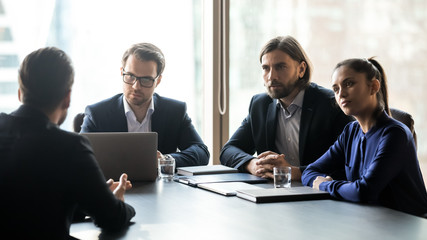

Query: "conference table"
left=71, top=178, right=427, bottom=240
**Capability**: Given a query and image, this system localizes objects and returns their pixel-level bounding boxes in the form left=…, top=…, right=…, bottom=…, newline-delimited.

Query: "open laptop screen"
left=81, top=132, right=158, bottom=182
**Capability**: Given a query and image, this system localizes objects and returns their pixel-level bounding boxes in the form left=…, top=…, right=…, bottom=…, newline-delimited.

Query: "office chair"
left=390, top=108, right=417, bottom=149
left=73, top=113, right=85, bottom=133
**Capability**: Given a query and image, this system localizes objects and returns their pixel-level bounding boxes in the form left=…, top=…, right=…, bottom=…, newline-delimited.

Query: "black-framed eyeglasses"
left=122, top=70, right=158, bottom=88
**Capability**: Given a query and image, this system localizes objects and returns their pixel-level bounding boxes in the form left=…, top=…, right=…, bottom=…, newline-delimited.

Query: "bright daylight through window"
left=0, top=0, right=426, bottom=180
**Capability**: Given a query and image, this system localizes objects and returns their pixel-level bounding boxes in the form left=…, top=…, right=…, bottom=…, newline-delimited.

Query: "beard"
left=266, top=79, right=301, bottom=99
left=123, top=84, right=151, bottom=107
left=127, top=93, right=150, bottom=106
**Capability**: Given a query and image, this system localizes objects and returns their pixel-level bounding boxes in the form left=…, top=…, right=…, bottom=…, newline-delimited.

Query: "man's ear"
left=62, top=90, right=71, bottom=109
left=155, top=75, right=162, bottom=88
left=298, top=61, right=307, bottom=79
left=18, top=88, right=22, bottom=102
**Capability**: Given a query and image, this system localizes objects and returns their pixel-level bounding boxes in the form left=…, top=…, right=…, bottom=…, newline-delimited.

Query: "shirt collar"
left=123, top=97, right=155, bottom=120
left=275, top=89, right=305, bottom=109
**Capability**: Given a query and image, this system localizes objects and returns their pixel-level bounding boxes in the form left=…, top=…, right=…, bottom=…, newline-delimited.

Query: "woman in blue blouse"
left=301, top=57, right=427, bottom=217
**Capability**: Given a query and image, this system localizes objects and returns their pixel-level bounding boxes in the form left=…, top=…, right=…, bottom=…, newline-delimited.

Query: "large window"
left=0, top=0, right=203, bottom=135
left=229, top=0, right=427, bottom=173
left=1, top=0, right=426, bottom=179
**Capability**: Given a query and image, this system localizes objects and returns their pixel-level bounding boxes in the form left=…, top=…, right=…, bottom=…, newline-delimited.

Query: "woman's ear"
left=371, top=78, right=380, bottom=95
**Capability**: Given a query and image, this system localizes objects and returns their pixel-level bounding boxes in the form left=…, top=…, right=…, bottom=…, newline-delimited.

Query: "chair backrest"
left=73, top=113, right=85, bottom=133
left=390, top=108, right=417, bottom=149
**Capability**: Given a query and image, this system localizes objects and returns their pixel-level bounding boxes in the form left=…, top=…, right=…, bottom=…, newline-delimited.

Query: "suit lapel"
left=299, top=85, right=315, bottom=162
left=117, top=94, right=129, bottom=131
left=150, top=93, right=161, bottom=133
left=266, top=100, right=278, bottom=150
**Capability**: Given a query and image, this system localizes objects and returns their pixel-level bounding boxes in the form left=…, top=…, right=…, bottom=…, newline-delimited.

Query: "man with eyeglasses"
left=80, top=43, right=209, bottom=167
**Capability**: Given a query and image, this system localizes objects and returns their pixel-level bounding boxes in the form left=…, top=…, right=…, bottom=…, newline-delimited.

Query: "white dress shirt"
left=123, top=98, right=155, bottom=133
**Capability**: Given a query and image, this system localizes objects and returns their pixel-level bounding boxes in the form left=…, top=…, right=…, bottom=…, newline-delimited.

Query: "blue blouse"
left=302, top=112, right=427, bottom=216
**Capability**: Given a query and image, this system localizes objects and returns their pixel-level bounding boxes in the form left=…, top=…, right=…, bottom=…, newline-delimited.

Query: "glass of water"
left=273, top=166, right=292, bottom=188
left=158, top=154, right=175, bottom=181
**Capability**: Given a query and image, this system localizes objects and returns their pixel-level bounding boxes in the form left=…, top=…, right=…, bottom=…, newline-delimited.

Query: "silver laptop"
left=81, top=132, right=158, bottom=182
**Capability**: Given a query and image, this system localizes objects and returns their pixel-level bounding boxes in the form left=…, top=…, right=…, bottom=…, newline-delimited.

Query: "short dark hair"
left=259, top=36, right=312, bottom=89
left=334, top=57, right=390, bottom=115
left=18, top=47, right=74, bottom=112
left=121, top=43, right=165, bottom=77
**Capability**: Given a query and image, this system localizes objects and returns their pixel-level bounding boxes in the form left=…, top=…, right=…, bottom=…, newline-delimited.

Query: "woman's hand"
left=313, top=176, right=333, bottom=190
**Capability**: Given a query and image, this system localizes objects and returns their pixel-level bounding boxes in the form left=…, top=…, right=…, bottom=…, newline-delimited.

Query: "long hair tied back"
left=334, top=57, right=390, bottom=115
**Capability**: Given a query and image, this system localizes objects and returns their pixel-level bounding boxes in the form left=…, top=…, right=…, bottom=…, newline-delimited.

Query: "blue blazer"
left=220, top=83, right=353, bottom=172
left=81, top=93, right=210, bottom=167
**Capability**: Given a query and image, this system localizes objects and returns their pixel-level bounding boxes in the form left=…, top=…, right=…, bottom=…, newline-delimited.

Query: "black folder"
left=176, top=165, right=238, bottom=176
left=174, top=173, right=268, bottom=187
left=236, top=186, right=330, bottom=203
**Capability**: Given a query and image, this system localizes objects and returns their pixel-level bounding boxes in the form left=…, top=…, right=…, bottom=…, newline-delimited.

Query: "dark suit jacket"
left=81, top=93, right=209, bottom=167
left=220, top=83, right=353, bottom=173
left=0, top=105, right=135, bottom=239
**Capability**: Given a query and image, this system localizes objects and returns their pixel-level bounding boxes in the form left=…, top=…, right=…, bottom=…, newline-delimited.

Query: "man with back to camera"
left=220, top=36, right=353, bottom=180
left=80, top=42, right=210, bottom=167
left=0, top=47, right=135, bottom=239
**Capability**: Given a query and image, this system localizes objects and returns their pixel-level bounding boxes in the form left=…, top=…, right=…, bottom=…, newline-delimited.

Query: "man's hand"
left=157, top=150, right=164, bottom=160
left=245, top=151, right=283, bottom=178
left=106, top=173, right=132, bottom=202
left=258, top=153, right=302, bottom=180
left=246, top=158, right=265, bottom=177
left=246, top=151, right=280, bottom=178
left=246, top=151, right=301, bottom=180
left=257, top=151, right=289, bottom=169
left=312, top=176, right=333, bottom=190
left=246, top=151, right=295, bottom=179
